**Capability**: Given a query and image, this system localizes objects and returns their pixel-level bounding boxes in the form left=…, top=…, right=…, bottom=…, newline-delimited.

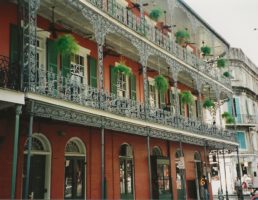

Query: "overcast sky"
left=184, top=0, right=258, bottom=66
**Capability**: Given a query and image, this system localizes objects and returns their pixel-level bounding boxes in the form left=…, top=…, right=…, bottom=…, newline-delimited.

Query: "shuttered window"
left=110, top=65, right=117, bottom=95
left=236, top=132, right=247, bottom=149
left=10, top=24, right=19, bottom=65
left=47, top=39, right=58, bottom=92
left=160, top=92, right=166, bottom=109
left=88, top=56, right=97, bottom=88
left=130, top=74, right=136, bottom=100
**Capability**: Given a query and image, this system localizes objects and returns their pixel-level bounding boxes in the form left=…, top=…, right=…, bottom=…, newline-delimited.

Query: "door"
left=64, top=157, right=85, bottom=199
left=23, top=155, right=46, bottom=199
left=120, top=158, right=134, bottom=200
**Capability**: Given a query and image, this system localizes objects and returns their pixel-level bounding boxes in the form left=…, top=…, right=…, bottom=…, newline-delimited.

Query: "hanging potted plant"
left=180, top=91, right=194, bottom=105
left=203, top=99, right=215, bottom=109
left=201, top=45, right=211, bottom=56
left=56, top=34, right=79, bottom=55
left=114, top=63, right=132, bottom=76
left=223, top=71, right=230, bottom=78
left=154, top=74, right=168, bottom=94
left=175, top=30, right=190, bottom=46
left=149, top=8, right=163, bottom=21
left=222, top=112, right=231, bottom=118
left=217, top=58, right=226, bottom=68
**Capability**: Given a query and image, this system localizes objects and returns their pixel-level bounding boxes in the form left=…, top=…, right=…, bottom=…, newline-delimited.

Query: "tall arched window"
left=152, top=146, right=162, bottom=156
left=22, top=133, right=52, bottom=199
left=64, top=138, right=86, bottom=199
left=119, top=144, right=134, bottom=200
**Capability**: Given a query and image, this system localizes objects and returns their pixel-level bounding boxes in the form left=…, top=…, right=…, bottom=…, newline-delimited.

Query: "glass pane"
left=64, top=159, right=73, bottom=198
left=75, top=159, right=83, bottom=198
left=120, top=160, right=126, bottom=194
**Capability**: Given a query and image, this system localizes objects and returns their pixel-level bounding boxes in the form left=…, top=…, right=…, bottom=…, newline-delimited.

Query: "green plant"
left=222, top=112, right=230, bottom=118
left=203, top=99, right=215, bottom=109
left=222, top=112, right=235, bottom=124
left=226, top=116, right=235, bottom=124
left=217, top=58, right=226, bottom=68
left=154, top=75, right=168, bottom=94
left=149, top=8, right=163, bottom=21
left=180, top=91, right=194, bottom=105
left=201, top=46, right=211, bottom=56
left=114, top=63, right=132, bottom=76
left=223, top=71, right=230, bottom=77
left=175, top=30, right=190, bottom=45
left=56, top=34, right=79, bottom=55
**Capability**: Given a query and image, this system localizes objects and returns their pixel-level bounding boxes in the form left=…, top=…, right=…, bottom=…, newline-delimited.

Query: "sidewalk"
left=213, top=194, right=251, bottom=200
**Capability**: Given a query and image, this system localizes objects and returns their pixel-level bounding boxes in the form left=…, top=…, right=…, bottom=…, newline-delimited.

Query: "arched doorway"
left=64, top=138, right=86, bottom=199
left=22, top=133, right=51, bottom=199
left=175, top=149, right=186, bottom=200
left=119, top=143, right=134, bottom=200
left=151, top=146, right=172, bottom=199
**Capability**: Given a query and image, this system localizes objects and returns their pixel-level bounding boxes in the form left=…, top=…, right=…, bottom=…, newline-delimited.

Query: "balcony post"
left=11, top=105, right=22, bottom=199
left=174, top=80, right=180, bottom=116
left=216, top=92, right=223, bottom=127
left=197, top=90, right=203, bottom=120
left=222, top=148, right=229, bottom=200
left=93, top=18, right=107, bottom=94
left=22, top=0, right=40, bottom=91
left=139, top=48, right=149, bottom=118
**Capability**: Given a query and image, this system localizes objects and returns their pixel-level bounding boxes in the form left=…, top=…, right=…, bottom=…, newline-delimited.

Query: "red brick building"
left=0, top=0, right=238, bottom=199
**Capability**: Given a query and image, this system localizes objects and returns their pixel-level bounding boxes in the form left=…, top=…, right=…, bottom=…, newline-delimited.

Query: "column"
left=197, top=90, right=203, bottom=120
left=222, top=148, right=229, bottom=200
left=173, top=80, right=180, bottom=116
left=11, top=105, right=22, bottom=199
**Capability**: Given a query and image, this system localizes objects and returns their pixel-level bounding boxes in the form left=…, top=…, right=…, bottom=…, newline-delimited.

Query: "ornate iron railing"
left=86, top=0, right=231, bottom=88
left=0, top=55, right=20, bottom=90
left=235, top=114, right=258, bottom=124
left=30, top=66, right=235, bottom=142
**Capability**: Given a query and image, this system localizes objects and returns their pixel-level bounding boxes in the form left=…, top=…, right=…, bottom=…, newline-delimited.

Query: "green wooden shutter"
left=110, top=65, right=117, bottom=95
left=227, top=99, right=233, bottom=115
left=130, top=74, right=136, bottom=100
left=169, top=90, right=175, bottom=113
left=160, top=92, right=165, bottom=109
left=89, top=56, right=97, bottom=88
left=236, top=132, right=246, bottom=149
left=235, top=98, right=241, bottom=123
left=61, top=54, right=70, bottom=79
left=10, top=24, right=19, bottom=65
left=47, top=39, right=58, bottom=92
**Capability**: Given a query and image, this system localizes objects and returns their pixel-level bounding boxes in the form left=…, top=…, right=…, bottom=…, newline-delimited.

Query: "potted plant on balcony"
left=217, top=58, right=226, bottom=68
left=223, top=71, right=230, bottom=78
left=149, top=8, right=163, bottom=21
left=180, top=91, right=194, bottom=105
left=56, top=34, right=79, bottom=55
left=222, top=112, right=235, bottom=124
left=203, top=98, right=215, bottom=109
left=175, top=30, right=190, bottom=47
left=154, top=74, right=168, bottom=94
left=201, top=45, right=211, bottom=56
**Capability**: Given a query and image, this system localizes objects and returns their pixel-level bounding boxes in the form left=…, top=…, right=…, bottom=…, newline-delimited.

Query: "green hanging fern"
left=203, top=99, right=215, bottom=109
left=217, top=58, right=226, bottom=68
left=149, top=8, right=163, bottom=21
left=201, top=46, right=211, bottom=56
left=222, top=112, right=231, bottom=118
left=175, top=30, right=190, bottom=45
left=114, top=63, right=132, bottom=76
left=223, top=71, right=230, bottom=77
left=154, top=75, right=168, bottom=94
left=180, top=91, right=194, bottom=105
left=56, top=34, right=79, bottom=55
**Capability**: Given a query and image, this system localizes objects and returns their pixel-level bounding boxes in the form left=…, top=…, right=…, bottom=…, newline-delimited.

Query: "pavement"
left=213, top=195, right=251, bottom=200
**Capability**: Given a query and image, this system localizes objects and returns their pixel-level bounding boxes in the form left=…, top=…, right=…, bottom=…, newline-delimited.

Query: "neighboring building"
left=0, top=0, right=237, bottom=200
left=211, top=48, right=258, bottom=195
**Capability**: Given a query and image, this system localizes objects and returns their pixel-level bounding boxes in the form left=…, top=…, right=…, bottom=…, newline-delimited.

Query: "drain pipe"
left=11, top=105, right=22, bottom=199
left=101, top=123, right=105, bottom=199
left=24, top=101, right=34, bottom=199
left=147, top=129, right=152, bottom=199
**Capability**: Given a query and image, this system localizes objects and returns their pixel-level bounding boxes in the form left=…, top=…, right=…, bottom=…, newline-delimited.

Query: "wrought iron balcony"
left=85, top=0, right=231, bottom=88
left=29, top=66, right=236, bottom=142
left=235, top=114, right=258, bottom=125
left=0, top=55, right=20, bottom=90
